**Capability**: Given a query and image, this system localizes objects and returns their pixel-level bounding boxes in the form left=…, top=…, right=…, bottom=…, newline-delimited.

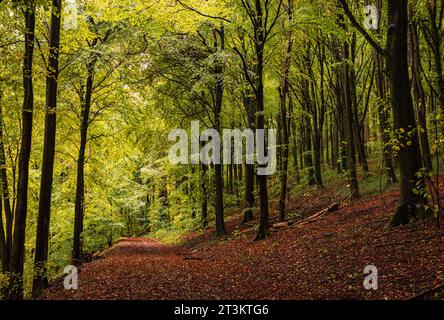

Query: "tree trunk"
left=9, top=1, right=36, bottom=300
left=386, top=0, right=428, bottom=227
left=228, top=163, right=233, bottom=194
left=350, top=34, right=369, bottom=173
left=32, top=0, right=62, bottom=298
left=372, top=0, right=397, bottom=184
left=73, top=54, right=97, bottom=264
left=409, top=10, right=433, bottom=173
left=342, top=41, right=360, bottom=199
left=243, top=163, right=255, bottom=224
left=254, top=0, right=270, bottom=241
left=289, top=97, right=300, bottom=183
left=200, top=161, right=208, bottom=229
left=0, top=193, right=6, bottom=273
left=0, top=105, right=12, bottom=272
left=213, top=25, right=226, bottom=237
left=374, top=53, right=397, bottom=184
left=278, top=0, right=293, bottom=222
left=242, top=96, right=255, bottom=224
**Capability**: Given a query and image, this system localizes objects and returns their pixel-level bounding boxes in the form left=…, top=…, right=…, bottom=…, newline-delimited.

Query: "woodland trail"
left=42, top=190, right=444, bottom=300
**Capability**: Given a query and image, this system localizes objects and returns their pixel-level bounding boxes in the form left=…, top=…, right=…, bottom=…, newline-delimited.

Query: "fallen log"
left=293, top=202, right=340, bottom=227
left=272, top=222, right=289, bottom=230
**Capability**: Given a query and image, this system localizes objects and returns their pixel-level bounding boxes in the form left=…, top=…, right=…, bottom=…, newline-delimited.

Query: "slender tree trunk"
left=213, top=25, right=226, bottom=236
left=254, top=0, right=270, bottom=241
left=229, top=163, right=233, bottom=194
left=0, top=105, right=12, bottom=272
left=343, top=41, right=360, bottom=199
left=409, top=11, right=433, bottom=173
left=73, top=55, right=97, bottom=264
left=312, top=129, right=323, bottom=188
left=325, top=118, right=330, bottom=168
left=242, top=97, right=255, bottom=224
left=374, top=52, right=397, bottom=184
left=303, top=121, right=316, bottom=186
left=10, top=1, right=36, bottom=300
left=32, top=0, right=62, bottom=298
left=289, top=97, right=300, bottom=183
left=300, top=59, right=316, bottom=187
left=278, top=0, right=293, bottom=222
left=350, top=34, right=369, bottom=173
left=243, top=163, right=255, bottom=223
left=372, top=1, right=397, bottom=184
left=200, top=160, right=208, bottom=228
left=233, top=161, right=238, bottom=197
left=0, top=194, right=6, bottom=273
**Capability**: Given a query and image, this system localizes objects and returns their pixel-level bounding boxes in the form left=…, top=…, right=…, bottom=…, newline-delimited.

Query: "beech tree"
left=32, top=0, right=62, bottom=298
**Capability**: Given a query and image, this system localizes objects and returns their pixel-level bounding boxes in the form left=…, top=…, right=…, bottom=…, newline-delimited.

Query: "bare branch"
left=338, top=0, right=386, bottom=56
left=176, top=0, right=231, bottom=23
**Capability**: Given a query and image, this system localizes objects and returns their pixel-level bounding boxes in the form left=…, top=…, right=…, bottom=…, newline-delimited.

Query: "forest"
left=0, top=0, right=443, bottom=301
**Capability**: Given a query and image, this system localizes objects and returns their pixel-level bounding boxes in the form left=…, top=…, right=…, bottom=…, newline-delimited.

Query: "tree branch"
left=176, top=0, right=232, bottom=23
left=338, top=0, right=386, bottom=56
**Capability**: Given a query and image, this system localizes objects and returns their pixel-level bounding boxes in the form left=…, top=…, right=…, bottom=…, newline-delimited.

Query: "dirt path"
left=42, top=191, right=444, bottom=300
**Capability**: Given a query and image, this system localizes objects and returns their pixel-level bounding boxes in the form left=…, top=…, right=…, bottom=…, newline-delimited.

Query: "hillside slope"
left=42, top=187, right=444, bottom=300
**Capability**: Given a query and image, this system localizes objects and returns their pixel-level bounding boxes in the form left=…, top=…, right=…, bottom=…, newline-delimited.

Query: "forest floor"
left=42, top=180, right=444, bottom=300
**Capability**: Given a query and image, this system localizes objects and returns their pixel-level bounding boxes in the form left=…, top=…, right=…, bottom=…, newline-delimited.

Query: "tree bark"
left=289, top=97, right=300, bottom=183
left=0, top=105, right=12, bottom=272
left=342, top=40, right=360, bottom=199
left=242, top=96, right=255, bottom=224
left=386, top=0, right=428, bottom=226
left=375, top=52, right=397, bottom=184
left=372, top=0, right=397, bottom=184
left=200, top=160, right=208, bottom=229
left=73, top=52, right=97, bottom=264
left=254, top=0, right=270, bottom=241
left=213, top=25, right=226, bottom=237
left=9, top=0, right=36, bottom=300
left=409, top=9, right=433, bottom=173
left=278, top=0, right=293, bottom=222
left=32, top=0, right=62, bottom=298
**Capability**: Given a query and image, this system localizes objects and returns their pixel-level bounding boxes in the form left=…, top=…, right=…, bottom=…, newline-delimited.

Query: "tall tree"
left=385, top=0, right=428, bottom=225
left=236, top=0, right=283, bottom=240
left=278, top=0, right=293, bottom=221
left=212, top=24, right=227, bottom=236
left=72, top=40, right=98, bottom=264
left=409, top=7, right=433, bottom=173
left=0, top=103, right=12, bottom=273
left=342, top=39, right=360, bottom=199
left=373, top=0, right=397, bottom=185
left=32, top=0, right=63, bottom=298
left=338, top=1, right=360, bottom=199
left=9, top=0, right=36, bottom=300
